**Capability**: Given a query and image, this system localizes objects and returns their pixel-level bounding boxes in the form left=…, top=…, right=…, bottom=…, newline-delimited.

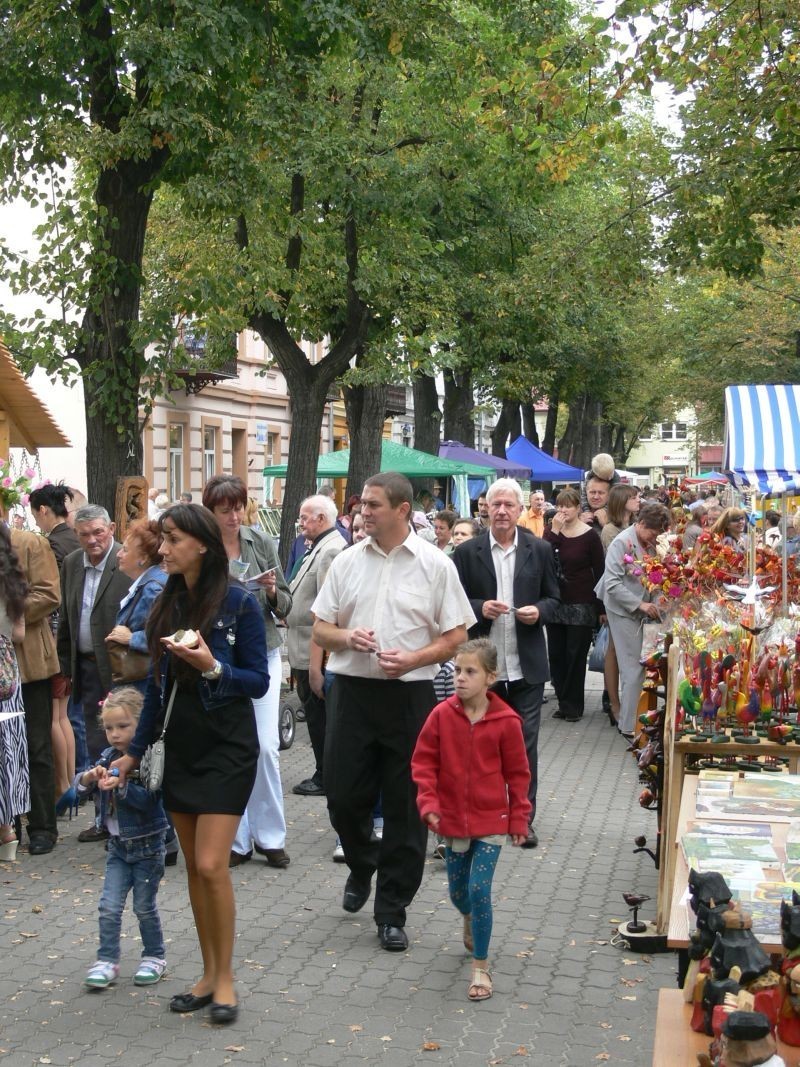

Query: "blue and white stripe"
left=723, top=384, right=800, bottom=495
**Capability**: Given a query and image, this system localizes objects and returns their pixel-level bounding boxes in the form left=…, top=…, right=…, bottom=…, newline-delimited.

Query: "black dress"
left=163, top=680, right=258, bottom=815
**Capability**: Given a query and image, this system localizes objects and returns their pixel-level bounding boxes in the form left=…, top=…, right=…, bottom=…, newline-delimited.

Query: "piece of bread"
left=167, top=628, right=199, bottom=648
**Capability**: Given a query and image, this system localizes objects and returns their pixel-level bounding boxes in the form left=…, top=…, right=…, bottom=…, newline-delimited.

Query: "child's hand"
left=510, top=833, right=526, bottom=846
left=425, top=813, right=441, bottom=831
left=98, top=771, right=121, bottom=792
left=80, top=765, right=105, bottom=787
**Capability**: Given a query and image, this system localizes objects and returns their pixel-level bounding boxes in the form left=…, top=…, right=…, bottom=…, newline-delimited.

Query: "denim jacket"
left=75, top=746, right=169, bottom=842
left=129, top=584, right=270, bottom=760
left=117, top=565, right=167, bottom=654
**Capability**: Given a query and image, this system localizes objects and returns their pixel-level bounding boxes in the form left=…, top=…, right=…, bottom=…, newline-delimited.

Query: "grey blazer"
left=57, top=543, right=132, bottom=692
left=286, top=529, right=345, bottom=670
left=595, top=527, right=655, bottom=619
left=237, top=524, right=292, bottom=653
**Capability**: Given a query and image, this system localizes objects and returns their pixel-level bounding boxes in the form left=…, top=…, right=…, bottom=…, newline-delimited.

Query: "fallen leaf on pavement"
left=513, top=1047, right=528, bottom=1056
left=422, top=1041, right=441, bottom=1051
left=223, top=1046, right=245, bottom=1053
left=349, top=1025, right=363, bottom=1032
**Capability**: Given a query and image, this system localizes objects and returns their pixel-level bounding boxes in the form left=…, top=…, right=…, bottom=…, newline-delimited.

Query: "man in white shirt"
left=312, top=472, right=475, bottom=952
left=452, top=479, right=561, bottom=848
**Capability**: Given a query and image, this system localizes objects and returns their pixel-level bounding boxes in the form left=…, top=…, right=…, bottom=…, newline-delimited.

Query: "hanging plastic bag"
left=588, top=623, right=609, bottom=672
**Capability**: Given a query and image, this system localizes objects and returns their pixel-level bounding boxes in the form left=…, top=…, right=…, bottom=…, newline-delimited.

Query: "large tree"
left=0, top=0, right=271, bottom=509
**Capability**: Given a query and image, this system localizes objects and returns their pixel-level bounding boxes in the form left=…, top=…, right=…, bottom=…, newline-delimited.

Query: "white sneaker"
left=134, top=957, right=167, bottom=985
left=85, top=961, right=120, bottom=989
left=332, top=839, right=345, bottom=863
left=372, top=819, right=384, bottom=841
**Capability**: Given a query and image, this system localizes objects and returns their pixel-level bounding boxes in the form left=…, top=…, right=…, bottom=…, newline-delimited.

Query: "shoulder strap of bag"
left=157, top=681, right=178, bottom=742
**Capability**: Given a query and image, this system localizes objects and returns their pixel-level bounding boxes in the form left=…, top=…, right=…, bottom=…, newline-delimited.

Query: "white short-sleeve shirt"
left=311, top=532, right=476, bottom=682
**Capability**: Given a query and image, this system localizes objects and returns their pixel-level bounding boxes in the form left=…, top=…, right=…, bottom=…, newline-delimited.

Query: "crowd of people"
left=0, top=456, right=795, bottom=1018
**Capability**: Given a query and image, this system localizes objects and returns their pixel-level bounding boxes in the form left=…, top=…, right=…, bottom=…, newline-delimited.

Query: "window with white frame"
left=203, top=426, right=217, bottom=483
left=266, top=432, right=280, bottom=466
left=660, top=422, right=687, bottom=441
left=169, top=424, right=184, bottom=499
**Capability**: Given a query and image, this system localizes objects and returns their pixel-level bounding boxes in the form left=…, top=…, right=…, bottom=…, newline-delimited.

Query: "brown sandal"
left=468, top=968, right=492, bottom=1001
left=463, top=915, right=473, bottom=953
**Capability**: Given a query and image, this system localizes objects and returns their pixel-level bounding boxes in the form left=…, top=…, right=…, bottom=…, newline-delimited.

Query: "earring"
left=199, top=548, right=207, bottom=554
left=137, top=560, right=146, bottom=566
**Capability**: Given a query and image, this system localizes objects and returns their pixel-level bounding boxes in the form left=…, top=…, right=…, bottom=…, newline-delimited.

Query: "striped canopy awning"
left=723, top=384, right=800, bottom=495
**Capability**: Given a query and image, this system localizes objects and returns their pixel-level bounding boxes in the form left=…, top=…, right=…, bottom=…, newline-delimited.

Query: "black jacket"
left=452, top=529, right=560, bottom=685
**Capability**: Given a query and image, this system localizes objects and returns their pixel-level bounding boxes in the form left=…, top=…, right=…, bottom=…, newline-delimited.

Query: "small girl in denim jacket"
left=77, top=687, right=169, bottom=990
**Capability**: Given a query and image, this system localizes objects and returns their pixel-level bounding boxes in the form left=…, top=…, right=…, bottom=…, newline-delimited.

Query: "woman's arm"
left=126, top=577, right=166, bottom=654
left=207, top=591, right=270, bottom=700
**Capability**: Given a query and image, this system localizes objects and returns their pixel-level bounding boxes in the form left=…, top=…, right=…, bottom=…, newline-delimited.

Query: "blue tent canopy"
left=438, top=440, right=531, bottom=479
left=505, top=436, right=584, bottom=482
left=723, top=384, right=800, bottom=495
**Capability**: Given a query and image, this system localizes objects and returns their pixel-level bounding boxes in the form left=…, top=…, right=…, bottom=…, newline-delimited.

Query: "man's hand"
left=482, top=600, right=511, bottom=621
left=106, top=625, right=132, bottom=646
left=594, top=507, right=608, bottom=527
left=514, top=605, right=540, bottom=626
left=376, top=648, right=419, bottom=679
left=579, top=510, right=594, bottom=525
left=346, top=627, right=379, bottom=653
left=309, top=665, right=325, bottom=699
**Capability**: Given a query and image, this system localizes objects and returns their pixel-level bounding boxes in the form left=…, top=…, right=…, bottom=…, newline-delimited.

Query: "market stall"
left=262, top=439, right=493, bottom=516
left=505, top=434, right=584, bottom=483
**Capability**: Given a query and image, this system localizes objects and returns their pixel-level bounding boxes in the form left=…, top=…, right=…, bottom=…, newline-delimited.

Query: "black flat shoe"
left=342, top=872, right=372, bottom=913
left=377, top=924, right=408, bottom=951
left=165, top=851, right=179, bottom=867
left=209, top=1001, right=238, bottom=1025
left=228, top=850, right=252, bottom=868
left=169, top=991, right=213, bottom=1013
left=520, top=825, right=539, bottom=849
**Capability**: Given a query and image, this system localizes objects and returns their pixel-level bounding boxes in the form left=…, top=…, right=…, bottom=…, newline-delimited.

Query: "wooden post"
left=0, top=412, right=10, bottom=461
left=115, top=476, right=148, bottom=542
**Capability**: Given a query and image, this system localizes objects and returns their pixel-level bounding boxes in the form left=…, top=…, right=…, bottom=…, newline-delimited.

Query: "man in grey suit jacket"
left=286, top=495, right=345, bottom=796
left=57, top=505, right=131, bottom=787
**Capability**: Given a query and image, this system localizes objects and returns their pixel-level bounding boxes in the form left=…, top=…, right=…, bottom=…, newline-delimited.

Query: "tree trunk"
left=74, top=157, right=164, bottom=513
left=557, top=396, right=585, bottom=468
left=250, top=314, right=364, bottom=565
left=542, top=398, right=559, bottom=456
left=491, top=399, right=521, bottom=458
left=521, top=402, right=539, bottom=446
left=411, top=373, right=442, bottom=455
left=343, top=381, right=388, bottom=501
left=443, top=368, right=474, bottom=446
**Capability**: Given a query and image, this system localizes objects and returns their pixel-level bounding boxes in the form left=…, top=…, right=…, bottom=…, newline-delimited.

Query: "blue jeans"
left=98, top=834, right=166, bottom=963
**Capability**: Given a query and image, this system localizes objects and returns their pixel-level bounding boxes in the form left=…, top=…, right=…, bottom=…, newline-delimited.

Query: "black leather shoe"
left=377, top=924, right=408, bottom=951
left=169, top=991, right=213, bottom=1013
left=77, top=825, right=110, bottom=843
left=520, top=825, right=539, bottom=849
left=259, top=848, right=290, bottom=869
left=342, top=873, right=372, bottom=913
left=564, top=713, right=583, bottom=722
left=551, top=708, right=565, bottom=719
left=209, top=1001, right=238, bottom=1025
left=165, top=850, right=179, bottom=867
left=228, top=850, right=252, bottom=868
left=28, top=834, right=55, bottom=855
left=292, top=778, right=325, bottom=796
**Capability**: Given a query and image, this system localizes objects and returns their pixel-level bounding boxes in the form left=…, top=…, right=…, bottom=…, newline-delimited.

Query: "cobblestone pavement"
left=0, top=675, right=677, bottom=1066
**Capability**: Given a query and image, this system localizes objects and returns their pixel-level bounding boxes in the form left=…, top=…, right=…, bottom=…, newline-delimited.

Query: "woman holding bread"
left=113, top=504, right=269, bottom=1025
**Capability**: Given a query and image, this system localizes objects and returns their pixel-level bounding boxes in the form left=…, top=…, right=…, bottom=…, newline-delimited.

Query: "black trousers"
left=547, top=623, right=594, bottom=718
left=294, top=669, right=326, bottom=785
left=491, top=678, right=543, bottom=819
left=324, top=674, right=434, bottom=928
left=21, top=678, right=57, bottom=841
left=77, top=655, right=107, bottom=762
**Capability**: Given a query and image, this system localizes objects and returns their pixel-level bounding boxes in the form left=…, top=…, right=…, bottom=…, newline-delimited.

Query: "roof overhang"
left=0, top=340, right=71, bottom=450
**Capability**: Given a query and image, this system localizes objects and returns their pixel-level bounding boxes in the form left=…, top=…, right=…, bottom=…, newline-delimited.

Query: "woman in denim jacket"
left=114, top=505, right=268, bottom=1026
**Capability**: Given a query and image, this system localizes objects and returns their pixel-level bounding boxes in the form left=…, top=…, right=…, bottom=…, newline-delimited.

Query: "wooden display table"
left=652, top=989, right=795, bottom=1066
left=657, top=641, right=800, bottom=934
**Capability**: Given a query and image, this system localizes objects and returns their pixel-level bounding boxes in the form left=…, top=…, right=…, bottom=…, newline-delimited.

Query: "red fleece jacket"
left=411, top=691, right=531, bottom=839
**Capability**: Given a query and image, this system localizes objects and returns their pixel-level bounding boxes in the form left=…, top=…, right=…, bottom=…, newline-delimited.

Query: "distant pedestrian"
left=79, top=687, right=168, bottom=990
left=411, top=639, right=531, bottom=1002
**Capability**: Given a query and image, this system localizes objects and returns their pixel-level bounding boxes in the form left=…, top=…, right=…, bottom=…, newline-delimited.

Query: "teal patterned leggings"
left=445, top=840, right=502, bottom=960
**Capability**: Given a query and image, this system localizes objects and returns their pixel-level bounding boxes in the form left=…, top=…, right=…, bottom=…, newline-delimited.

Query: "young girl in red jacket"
left=411, top=639, right=531, bottom=1002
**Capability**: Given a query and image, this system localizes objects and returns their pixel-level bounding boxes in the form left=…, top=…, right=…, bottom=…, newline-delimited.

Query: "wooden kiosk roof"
left=0, top=339, right=70, bottom=451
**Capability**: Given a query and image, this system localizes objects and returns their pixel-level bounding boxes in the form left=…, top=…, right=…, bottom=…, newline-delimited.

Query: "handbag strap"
left=157, top=681, right=178, bottom=742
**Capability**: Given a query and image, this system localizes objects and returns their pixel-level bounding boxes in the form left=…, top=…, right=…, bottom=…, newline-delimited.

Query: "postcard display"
left=631, top=534, right=800, bottom=1064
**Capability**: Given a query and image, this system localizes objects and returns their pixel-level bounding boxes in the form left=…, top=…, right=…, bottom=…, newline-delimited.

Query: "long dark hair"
left=146, top=504, right=229, bottom=680
left=1, top=527, right=29, bottom=623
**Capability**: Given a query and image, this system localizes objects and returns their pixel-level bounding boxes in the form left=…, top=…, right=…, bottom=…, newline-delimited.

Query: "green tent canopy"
left=263, top=440, right=495, bottom=516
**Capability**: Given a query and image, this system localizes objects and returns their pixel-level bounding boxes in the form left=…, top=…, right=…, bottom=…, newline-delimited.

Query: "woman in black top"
left=543, top=488, right=605, bottom=722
